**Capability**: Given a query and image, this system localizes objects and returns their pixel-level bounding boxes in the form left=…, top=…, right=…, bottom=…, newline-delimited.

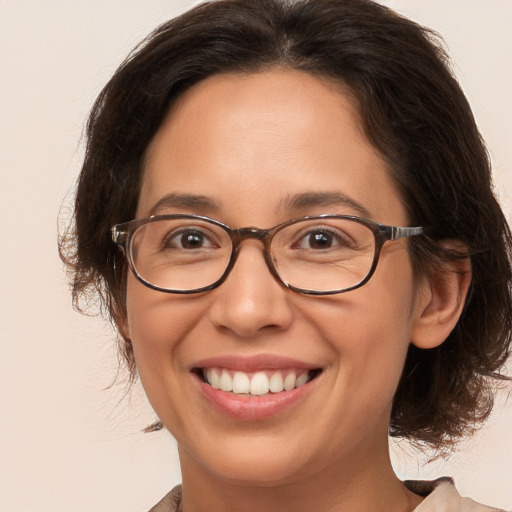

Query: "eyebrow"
left=283, top=191, right=372, bottom=218
left=148, top=191, right=371, bottom=219
left=149, top=193, right=221, bottom=216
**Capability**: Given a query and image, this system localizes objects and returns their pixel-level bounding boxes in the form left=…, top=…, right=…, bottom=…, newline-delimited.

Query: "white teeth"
left=232, top=372, right=250, bottom=394
left=283, top=372, right=296, bottom=391
left=220, top=370, right=233, bottom=392
left=210, top=369, right=220, bottom=389
left=204, top=368, right=314, bottom=395
left=296, top=371, right=309, bottom=387
left=250, top=372, right=270, bottom=396
left=269, top=372, right=284, bottom=393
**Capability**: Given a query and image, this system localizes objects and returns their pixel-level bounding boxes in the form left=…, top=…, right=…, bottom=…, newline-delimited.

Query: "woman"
left=60, top=0, right=511, bottom=510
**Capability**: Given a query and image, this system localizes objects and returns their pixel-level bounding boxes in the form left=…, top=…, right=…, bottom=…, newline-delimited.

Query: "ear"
left=411, top=247, right=471, bottom=350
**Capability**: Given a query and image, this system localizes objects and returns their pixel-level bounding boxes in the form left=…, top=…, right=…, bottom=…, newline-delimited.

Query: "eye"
left=294, top=228, right=351, bottom=250
left=164, top=228, right=218, bottom=250
left=303, top=231, right=334, bottom=249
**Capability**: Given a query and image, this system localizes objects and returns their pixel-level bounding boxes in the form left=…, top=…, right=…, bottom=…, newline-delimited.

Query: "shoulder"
left=406, top=478, right=507, bottom=512
left=147, top=485, right=182, bottom=512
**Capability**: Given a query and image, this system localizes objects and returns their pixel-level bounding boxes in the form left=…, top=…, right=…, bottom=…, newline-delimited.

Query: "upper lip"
left=191, top=354, right=321, bottom=372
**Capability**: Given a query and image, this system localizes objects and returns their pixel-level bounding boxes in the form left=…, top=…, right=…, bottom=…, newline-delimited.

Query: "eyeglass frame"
left=111, top=214, right=425, bottom=296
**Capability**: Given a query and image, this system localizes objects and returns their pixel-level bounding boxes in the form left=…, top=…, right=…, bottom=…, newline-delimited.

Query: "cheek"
left=311, top=253, right=416, bottom=397
left=356, top=257, right=416, bottom=360
left=124, top=275, right=212, bottom=432
left=281, top=268, right=417, bottom=460
left=348, top=263, right=416, bottom=393
left=124, top=275, right=198, bottom=375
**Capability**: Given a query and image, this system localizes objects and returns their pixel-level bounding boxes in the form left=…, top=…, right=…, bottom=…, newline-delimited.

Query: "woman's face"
left=125, top=70, right=427, bottom=485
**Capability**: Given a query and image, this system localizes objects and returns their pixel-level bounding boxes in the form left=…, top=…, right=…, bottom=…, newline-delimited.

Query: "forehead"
left=139, top=69, right=406, bottom=226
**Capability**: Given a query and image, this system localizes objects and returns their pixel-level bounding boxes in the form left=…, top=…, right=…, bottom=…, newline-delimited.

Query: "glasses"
left=112, top=214, right=425, bottom=295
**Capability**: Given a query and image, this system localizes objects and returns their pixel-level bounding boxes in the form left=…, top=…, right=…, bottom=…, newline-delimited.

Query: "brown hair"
left=60, top=0, right=512, bottom=451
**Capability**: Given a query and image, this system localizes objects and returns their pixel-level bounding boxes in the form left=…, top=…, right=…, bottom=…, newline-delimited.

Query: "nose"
left=208, top=242, right=294, bottom=338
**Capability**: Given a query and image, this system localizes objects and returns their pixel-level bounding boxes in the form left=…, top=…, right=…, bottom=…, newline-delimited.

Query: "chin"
left=178, top=431, right=320, bottom=487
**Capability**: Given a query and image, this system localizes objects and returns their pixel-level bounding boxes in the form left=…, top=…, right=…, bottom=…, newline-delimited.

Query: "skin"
left=123, top=69, right=468, bottom=511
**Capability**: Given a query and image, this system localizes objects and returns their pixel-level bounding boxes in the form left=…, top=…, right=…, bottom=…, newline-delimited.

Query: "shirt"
left=406, top=477, right=506, bottom=511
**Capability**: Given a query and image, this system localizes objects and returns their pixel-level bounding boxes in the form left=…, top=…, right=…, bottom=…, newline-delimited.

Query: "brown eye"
left=293, top=228, right=351, bottom=251
left=180, top=231, right=205, bottom=249
left=307, top=231, right=333, bottom=249
left=164, top=229, right=216, bottom=250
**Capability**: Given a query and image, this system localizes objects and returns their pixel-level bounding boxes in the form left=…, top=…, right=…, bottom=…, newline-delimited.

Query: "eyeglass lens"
left=128, top=217, right=377, bottom=293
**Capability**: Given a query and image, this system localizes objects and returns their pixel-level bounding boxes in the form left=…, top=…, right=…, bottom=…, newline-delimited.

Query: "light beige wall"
left=0, top=1, right=510, bottom=510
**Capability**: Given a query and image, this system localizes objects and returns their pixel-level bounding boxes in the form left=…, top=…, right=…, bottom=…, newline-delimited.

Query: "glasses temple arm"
left=390, top=226, right=424, bottom=240
left=111, top=226, right=127, bottom=245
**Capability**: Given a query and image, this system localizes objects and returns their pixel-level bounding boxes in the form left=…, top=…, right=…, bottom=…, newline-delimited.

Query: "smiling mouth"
left=194, top=368, right=322, bottom=397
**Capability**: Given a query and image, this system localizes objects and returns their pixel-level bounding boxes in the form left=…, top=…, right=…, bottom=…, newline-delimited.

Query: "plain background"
left=1, top=1, right=511, bottom=511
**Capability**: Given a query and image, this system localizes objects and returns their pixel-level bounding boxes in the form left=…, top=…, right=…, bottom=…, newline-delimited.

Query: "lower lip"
left=196, top=375, right=318, bottom=421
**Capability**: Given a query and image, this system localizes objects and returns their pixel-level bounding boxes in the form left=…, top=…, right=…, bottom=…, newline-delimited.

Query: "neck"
left=177, top=437, right=422, bottom=512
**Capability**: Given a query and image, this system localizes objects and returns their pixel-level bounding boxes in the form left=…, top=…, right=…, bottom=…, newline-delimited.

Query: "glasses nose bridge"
left=232, top=226, right=272, bottom=247
left=229, top=226, right=276, bottom=274
left=224, top=225, right=285, bottom=290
